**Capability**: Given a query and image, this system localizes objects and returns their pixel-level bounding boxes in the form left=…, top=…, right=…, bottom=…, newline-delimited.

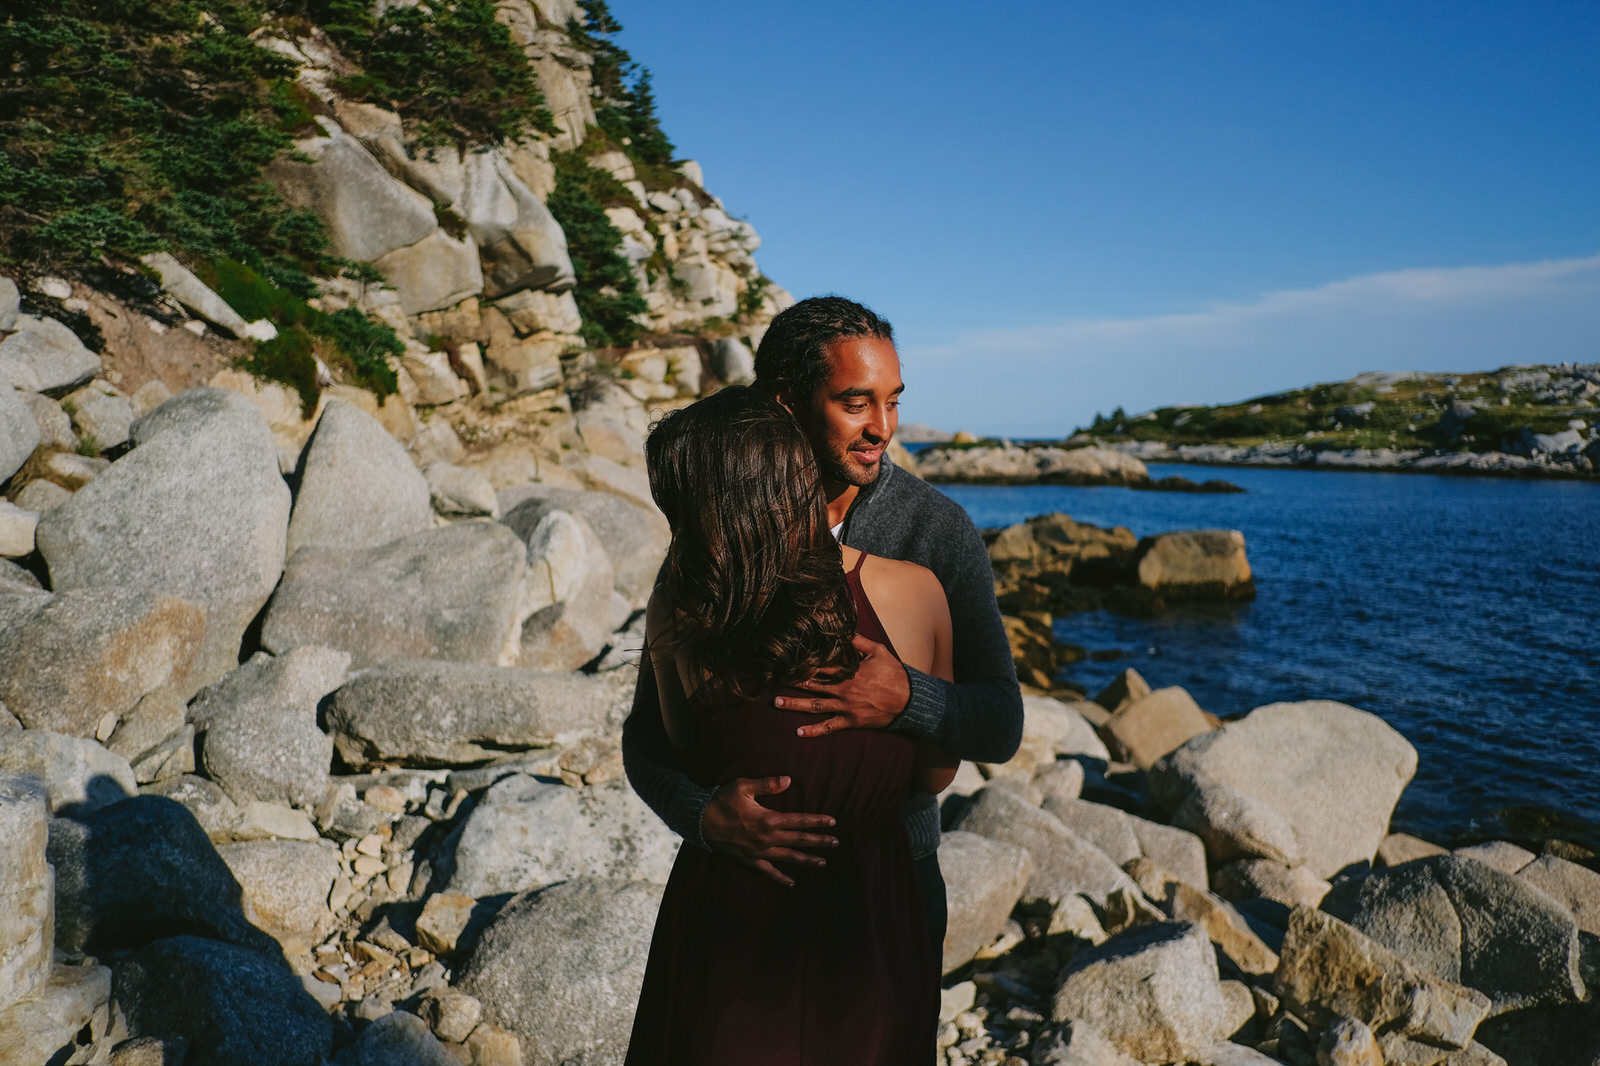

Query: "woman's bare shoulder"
left=862, top=554, right=944, bottom=603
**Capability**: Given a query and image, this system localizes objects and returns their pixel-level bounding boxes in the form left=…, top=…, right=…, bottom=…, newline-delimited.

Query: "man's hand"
left=777, top=634, right=912, bottom=737
left=702, top=775, right=838, bottom=888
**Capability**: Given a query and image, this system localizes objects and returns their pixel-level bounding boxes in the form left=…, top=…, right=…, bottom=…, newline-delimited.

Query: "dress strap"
left=847, top=549, right=868, bottom=577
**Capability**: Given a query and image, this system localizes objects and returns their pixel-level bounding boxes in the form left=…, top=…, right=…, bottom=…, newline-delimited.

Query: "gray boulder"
left=268, top=118, right=436, bottom=264
left=1100, top=686, right=1212, bottom=770
left=1320, top=854, right=1586, bottom=1014
left=1517, top=854, right=1600, bottom=936
left=1043, top=797, right=1141, bottom=865
left=139, top=253, right=249, bottom=335
left=0, top=386, right=40, bottom=483
left=0, top=314, right=100, bottom=394
left=1051, top=921, right=1229, bottom=1063
left=261, top=522, right=528, bottom=669
left=216, top=839, right=339, bottom=952
left=0, top=587, right=204, bottom=740
left=324, top=659, right=616, bottom=769
left=349, top=1010, right=458, bottom=1066
left=1275, top=905, right=1491, bottom=1061
left=0, top=774, right=52, bottom=1012
left=954, top=784, right=1139, bottom=905
left=36, top=388, right=291, bottom=690
left=23, top=391, right=75, bottom=452
left=1152, top=700, right=1417, bottom=879
left=0, top=500, right=35, bottom=558
left=286, top=400, right=433, bottom=555
left=458, top=878, right=663, bottom=1066
left=191, top=648, right=347, bottom=809
left=113, top=935, right=332, bottom=1066
left=502, top=487, right=668, bottom=609
left=1172, top=780, right=1305, bottom=868
left=0, top=276, right=15, bottom=331
left=517, top=509, right=631, bottom=670
left=710, top=336, right=755, bottom=385
left=939, top=829, right=1032, bottom=974
left=0, top=962, right=113, bottom=1066
left=425, top=460, right=499, bottom=517
left=444, top=776, right=678, bottom=898
left=0, top=730, right=136, bottom=817
left=48, top=795, right=276, bottom=955
left=64, top=381, right=135, bottom=451
left=458, top=148, right=576, bottom=297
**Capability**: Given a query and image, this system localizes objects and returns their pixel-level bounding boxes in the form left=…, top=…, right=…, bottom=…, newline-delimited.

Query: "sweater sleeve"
left=890, top=514, right=1024, bottom=764
left=620, top=644, right=714, bottom=850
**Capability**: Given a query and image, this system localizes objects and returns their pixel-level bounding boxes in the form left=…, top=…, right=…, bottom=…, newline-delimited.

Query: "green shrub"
left=316, top=0, right=556, bottom=149
left=547, top=151, right=647, bottom=349
left=569, top=1, right=677, bottom=167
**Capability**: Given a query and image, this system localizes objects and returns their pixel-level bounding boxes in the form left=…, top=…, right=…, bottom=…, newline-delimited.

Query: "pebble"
left=355, top=833, right=384, bottom=857
left=352, top=854, right=386, bottom=878
left=364, top=785, right=408, bottom=813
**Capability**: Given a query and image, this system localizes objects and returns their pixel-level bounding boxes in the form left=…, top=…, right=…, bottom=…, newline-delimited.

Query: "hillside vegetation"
left=1076, top=364, right=1600, bottom=474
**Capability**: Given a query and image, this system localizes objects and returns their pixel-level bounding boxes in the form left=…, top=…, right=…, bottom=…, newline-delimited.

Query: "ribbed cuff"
left=671, top=780, right=717, bottom=852
left=902, top=791, right=941, bottom=860
left=895, top=666, right=948, bottom=744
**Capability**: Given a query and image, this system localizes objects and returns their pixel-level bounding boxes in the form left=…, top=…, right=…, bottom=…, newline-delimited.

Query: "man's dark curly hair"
left=753, top=295, right=894, bottom=402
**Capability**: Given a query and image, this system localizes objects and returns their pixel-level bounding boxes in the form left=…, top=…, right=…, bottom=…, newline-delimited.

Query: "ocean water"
left=935, top=464, right=1600, bottom=849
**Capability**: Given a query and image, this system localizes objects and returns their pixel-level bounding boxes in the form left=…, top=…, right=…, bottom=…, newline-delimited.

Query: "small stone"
left=356, top=833, right=384, bottom=857
left=364, top=785, right=408, bottom=814
left=465, top=1024, right=520, bottom=1066
left=421, top=987, right=482, bottom=1044
left=416, top=892, right=477, bottom=957
left=353, top=854, right=386, bottom=878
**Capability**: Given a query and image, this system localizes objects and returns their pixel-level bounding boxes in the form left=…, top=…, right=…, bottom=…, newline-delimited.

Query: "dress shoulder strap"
left=847, top=549, right=868, bottom=577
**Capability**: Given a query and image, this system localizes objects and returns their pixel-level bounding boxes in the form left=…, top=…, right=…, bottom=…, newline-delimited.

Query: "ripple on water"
left=942, top=464, right=1600, bottom=846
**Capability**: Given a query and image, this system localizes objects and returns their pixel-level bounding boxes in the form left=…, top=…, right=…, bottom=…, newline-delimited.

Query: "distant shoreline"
left=1102, top=441, right=1600, bottom=482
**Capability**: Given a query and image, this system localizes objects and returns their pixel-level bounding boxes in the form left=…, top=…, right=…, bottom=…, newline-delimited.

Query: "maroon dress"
left=625, top=555, right=937, bottom=1065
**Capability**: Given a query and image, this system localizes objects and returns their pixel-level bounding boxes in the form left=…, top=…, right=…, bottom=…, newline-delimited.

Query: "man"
left=622, top=295, right=1023, bottom=952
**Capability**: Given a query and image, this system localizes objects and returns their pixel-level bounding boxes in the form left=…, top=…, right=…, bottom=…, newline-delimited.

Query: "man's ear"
left=772, top=389, right=797, bottom=416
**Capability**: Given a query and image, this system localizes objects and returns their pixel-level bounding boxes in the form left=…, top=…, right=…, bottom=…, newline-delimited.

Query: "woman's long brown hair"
left=646, top=386, right=860, bottom=708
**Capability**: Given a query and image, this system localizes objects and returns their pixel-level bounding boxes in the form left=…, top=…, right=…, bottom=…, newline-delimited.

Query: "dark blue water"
left=938, top=465, right=1600, bottom=848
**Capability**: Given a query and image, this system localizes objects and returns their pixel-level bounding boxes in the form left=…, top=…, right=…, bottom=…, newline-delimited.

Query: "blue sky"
left=618, top=2, right=1600, bottom=436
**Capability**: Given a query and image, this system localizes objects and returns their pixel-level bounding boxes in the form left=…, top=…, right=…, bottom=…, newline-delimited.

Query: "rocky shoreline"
left=914, top=443, right=1244, bottom=493
left=1104, top=439, right=1600, bottom=480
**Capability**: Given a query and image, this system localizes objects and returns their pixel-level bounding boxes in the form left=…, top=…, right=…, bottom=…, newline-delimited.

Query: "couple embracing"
left=622, top=296, right=1024, bottom=1064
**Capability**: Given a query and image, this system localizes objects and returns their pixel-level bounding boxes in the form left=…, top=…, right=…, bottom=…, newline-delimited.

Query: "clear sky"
left=618, top=1, right=1600, bottom=437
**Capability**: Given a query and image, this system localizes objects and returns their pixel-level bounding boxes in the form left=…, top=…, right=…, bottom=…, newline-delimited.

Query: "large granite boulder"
left=0, top=385, right=40, bottom=483
left=1134, top=530, right=1254, bottom=597
left=1100, top=686, right=1213, bottom=770
left=374, top=228, right=485, bottom=316
left=502, top=486, right=669, bottom=609
left=458, top=148, right=576, bottom=296
left=267, top=118, right=436, bottom=264
left=1275, top=906, right=1492, bottom=1063
left=0, top=587, right=204, bottom=740
left=47, top=795, right=276, bottom=955
left=114, top=935, right=332, bottom=1066
left=515, top=508, right=631, bottom=670
left=0, top=314, right=101, bottom=394
left=1320, top=854, right=1587, bottom=1014
left=458, top=878, right=662, bottom=1066
left=939, top=830, right=1032, bottom=974
left=0, top=962, right=113, bottom=1066
left=1151, top=700, right=1417, bottom=879
left=347, top=1010, right=459, bottom=1066
left=953, top=784, right=1139, bottom=906
left=0, top=775, right=52, bottom=1012
left=1051, top=921, right=1229, bottom=1063
left=190, top=648, right=348, bottom=809
left=0, top=730, right=136, bottom=816
left=36, top=388, right=291, bottom=690
left=261, top=521, right=528, bottom=669
left=324, top=660, right=616, bottom=769
left=444, top=776, right=678, bottom=898
left=285, top=400, right=432, bottom=555
left=216, top=839, right=339, bottom=953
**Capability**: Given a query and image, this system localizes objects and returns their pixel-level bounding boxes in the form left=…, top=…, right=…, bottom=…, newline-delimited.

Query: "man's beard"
left=819, top=439, right=883, bottom=488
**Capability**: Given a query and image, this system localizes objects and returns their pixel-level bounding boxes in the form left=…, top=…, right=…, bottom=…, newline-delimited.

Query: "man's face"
left=797, top=336, right=904, bottom=490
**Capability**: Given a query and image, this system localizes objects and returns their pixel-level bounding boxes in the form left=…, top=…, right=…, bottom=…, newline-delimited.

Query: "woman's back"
left=626, top=559, right=937, bottom=1066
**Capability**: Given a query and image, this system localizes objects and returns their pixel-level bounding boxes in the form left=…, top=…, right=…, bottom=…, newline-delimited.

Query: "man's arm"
left=782, top=515, right=1023, bottom=763
left=893, top=520, right=1022, bottom=762
left=621, top=648, right=716, bottom=849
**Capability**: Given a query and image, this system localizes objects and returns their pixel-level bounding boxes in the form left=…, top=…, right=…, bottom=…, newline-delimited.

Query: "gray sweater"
left=620, top=456, right=1025, bottom=859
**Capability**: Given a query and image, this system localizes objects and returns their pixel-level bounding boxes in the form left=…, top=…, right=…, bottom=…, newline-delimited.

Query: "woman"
left=625, top=387, right=957, bottom=1066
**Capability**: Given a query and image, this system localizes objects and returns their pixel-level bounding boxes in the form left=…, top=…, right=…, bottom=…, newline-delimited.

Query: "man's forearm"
left=895, top=666, right=1024, bottom=764
left=620, top=650, right=714, bottom=849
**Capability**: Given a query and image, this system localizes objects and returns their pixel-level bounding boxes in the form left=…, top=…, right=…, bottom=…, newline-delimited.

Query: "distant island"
left=920, top=363, right=1600, bottom=481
